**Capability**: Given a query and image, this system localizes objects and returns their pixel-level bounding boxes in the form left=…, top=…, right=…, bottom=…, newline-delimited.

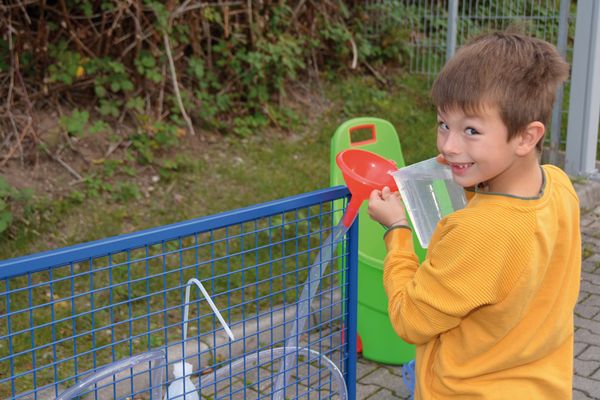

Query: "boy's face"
left=436, top=106, right=521, bottom=192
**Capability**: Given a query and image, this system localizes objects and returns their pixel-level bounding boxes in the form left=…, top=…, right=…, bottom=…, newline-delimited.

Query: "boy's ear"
left=515, top=121, right=545, bottom=156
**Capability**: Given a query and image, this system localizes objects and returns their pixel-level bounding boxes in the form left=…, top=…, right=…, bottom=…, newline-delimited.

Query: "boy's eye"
left=438, top=121, right=449, bottom=131
left=465, top=127, right=480, bottom=136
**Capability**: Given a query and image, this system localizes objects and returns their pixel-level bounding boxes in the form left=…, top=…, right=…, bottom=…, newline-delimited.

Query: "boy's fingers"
left=381, top=186, right=391, bottom=199
left=436, top=154, right=448, bottom=164
left=369, top=189, right=381, bottom=202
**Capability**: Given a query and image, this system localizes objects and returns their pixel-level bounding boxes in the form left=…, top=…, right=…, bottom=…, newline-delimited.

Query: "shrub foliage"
left=0, top=1, right=386, bottom=150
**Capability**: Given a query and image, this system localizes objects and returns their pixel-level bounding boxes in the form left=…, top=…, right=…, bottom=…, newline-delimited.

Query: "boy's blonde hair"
left=431, top=31, right=570, bottom=150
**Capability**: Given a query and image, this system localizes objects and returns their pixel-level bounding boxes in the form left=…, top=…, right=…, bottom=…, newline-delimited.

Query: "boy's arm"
left=383, top=213, right=528, bottom=345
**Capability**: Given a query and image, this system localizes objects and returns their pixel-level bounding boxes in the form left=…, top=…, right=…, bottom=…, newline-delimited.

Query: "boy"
left=367, top=31, right=581, bottom=399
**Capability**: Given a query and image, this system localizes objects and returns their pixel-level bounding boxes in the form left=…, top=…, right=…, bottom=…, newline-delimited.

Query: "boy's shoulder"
left=541, top=164, right=580, bottom=211
left=439, top=164, right=579, bottom=239
left=440, top=200, right=535, bottom=242
left=542, top=164, right=578, bottom=199
left=431, top=205, right=535, bottom=261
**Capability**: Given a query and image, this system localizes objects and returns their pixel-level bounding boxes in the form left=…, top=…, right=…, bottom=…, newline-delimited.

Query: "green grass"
left=583, top=244, right=594, bottom=260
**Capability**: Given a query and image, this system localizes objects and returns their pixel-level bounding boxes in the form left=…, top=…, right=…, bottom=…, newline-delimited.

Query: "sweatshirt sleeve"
left=383, top=210, right=531, bottom=345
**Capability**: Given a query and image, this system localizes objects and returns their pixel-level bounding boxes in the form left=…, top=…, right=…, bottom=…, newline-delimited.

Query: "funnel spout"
left=342, top=197, right=362, bottom=228
left=336, top=149, right=399, bottom=228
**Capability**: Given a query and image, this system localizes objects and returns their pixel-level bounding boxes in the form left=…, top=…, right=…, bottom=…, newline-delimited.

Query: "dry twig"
left=363, top=60, right=388, bottom=87
left=162, top=11, right=196, bottom=136
left=41, top=144, right=84, bottom=181
left=0, top=120, right=30, bottom=167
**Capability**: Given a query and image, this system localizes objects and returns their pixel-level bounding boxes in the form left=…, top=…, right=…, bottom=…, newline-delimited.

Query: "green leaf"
left=99, top=99, right=120, bottom=117
left=100, top=1, right=113, bottom=11
left=60, top=109, right=89, bottom=136
left=0, top=176, right=11, bottom=196
left=126, top=97, right=145, bottom=112
left=121, top=79, right=134, bottom=92
left=95, top=85, right=107, bottom=97
left=68, top=190, right=85, bottom=204
left=110, top=62, right=126, bottom=74
left=89, top=120, right=110, bottom=134
left=142, top=55, right=156, bottom=68
left=147, top=70, right=162, bottom=83
left=0, top=211, right=13, bottom=234
left=188, top=57, right=205, bottom=80
left=81, top=1, right=93, bottom=17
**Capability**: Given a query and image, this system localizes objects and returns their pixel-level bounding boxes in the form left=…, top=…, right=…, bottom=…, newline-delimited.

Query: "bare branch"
left=349, top=36, right=358, bottom=69
left=42, top=144, right=84, bottom=181
left=0, top=118, right=29, bottom=167
left=163, top=31, right=196, bottom=136
left=6, top=12, right=15, bottom=111
left=0, top=1, right=39, bottom=12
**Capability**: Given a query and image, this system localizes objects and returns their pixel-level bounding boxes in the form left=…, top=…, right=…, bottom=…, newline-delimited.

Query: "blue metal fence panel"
left=0, top=186, right=356, bottom=400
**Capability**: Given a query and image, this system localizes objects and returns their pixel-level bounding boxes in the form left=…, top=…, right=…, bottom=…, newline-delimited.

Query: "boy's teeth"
left=451, top=163, right=473, bottom=170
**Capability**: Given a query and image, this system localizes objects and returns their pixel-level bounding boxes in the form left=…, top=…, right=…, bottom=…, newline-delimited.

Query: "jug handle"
left=349, top=124, right=376, bottom=146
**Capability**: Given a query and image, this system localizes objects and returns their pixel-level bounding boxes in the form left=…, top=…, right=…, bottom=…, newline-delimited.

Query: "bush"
left=1, top=1, right=387, bottom=144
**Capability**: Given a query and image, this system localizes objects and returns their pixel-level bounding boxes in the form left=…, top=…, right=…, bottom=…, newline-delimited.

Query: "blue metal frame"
left=346, top=215, right=359, bottom=400
left=0, top=186, right=357, bottom=400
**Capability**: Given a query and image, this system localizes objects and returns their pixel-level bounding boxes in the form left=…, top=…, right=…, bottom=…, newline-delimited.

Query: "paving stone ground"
left=355, top=180, right=600, bottom=400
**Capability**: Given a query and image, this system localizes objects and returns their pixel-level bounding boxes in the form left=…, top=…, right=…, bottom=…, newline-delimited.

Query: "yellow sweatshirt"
left=383, top=165, right=581, bottom=399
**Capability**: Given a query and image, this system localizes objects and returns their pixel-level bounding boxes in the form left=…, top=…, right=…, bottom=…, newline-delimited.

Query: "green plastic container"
left=330, top=117, right=425, bottom=365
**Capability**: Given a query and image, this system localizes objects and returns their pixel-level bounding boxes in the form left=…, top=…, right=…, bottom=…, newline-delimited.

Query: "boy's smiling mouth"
left=448, top=162, right=474, bottom=175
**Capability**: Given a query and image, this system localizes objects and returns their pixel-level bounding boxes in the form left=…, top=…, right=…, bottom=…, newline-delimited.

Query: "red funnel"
left=336, top=149, right=398, bottom=227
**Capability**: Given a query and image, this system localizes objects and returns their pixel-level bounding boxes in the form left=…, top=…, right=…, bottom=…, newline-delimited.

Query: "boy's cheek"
left=436, top=136, right=444, bottom=153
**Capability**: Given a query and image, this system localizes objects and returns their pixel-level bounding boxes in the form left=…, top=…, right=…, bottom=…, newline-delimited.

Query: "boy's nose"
left=439, top=131, right=461, bottom=155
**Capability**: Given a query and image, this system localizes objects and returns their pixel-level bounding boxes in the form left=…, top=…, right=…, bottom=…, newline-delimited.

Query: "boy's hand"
left=367, top=186, right=409, bottom=228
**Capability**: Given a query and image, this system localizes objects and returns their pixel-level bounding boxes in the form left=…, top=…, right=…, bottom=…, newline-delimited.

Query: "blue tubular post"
left=346, top=211, right=359, bottom=400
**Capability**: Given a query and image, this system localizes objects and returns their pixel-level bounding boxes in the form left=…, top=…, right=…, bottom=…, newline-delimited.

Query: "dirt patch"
left=3, top=114, right=205, bottom=201
left=1, top=81, right=329, bottom=201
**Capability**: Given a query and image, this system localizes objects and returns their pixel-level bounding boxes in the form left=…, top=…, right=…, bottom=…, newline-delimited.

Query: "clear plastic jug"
left=391, top=158, right=467, bottom=248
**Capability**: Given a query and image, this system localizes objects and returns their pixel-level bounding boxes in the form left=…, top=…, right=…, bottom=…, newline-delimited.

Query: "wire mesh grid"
left=0, top=187, right=356, bottom=400
left=364, top=0, right=574, bottom=76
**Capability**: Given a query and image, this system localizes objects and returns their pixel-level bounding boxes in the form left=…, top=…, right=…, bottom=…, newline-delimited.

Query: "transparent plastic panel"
left=391, top=158, right=467, bottom=248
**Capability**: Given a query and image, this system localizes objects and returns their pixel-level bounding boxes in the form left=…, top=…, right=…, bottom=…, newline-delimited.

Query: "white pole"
left=446, top=0, right=459, bottom=61
left=565, top=0, right=600, bottom=177
left=548, top=0, right=571, bottom=165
